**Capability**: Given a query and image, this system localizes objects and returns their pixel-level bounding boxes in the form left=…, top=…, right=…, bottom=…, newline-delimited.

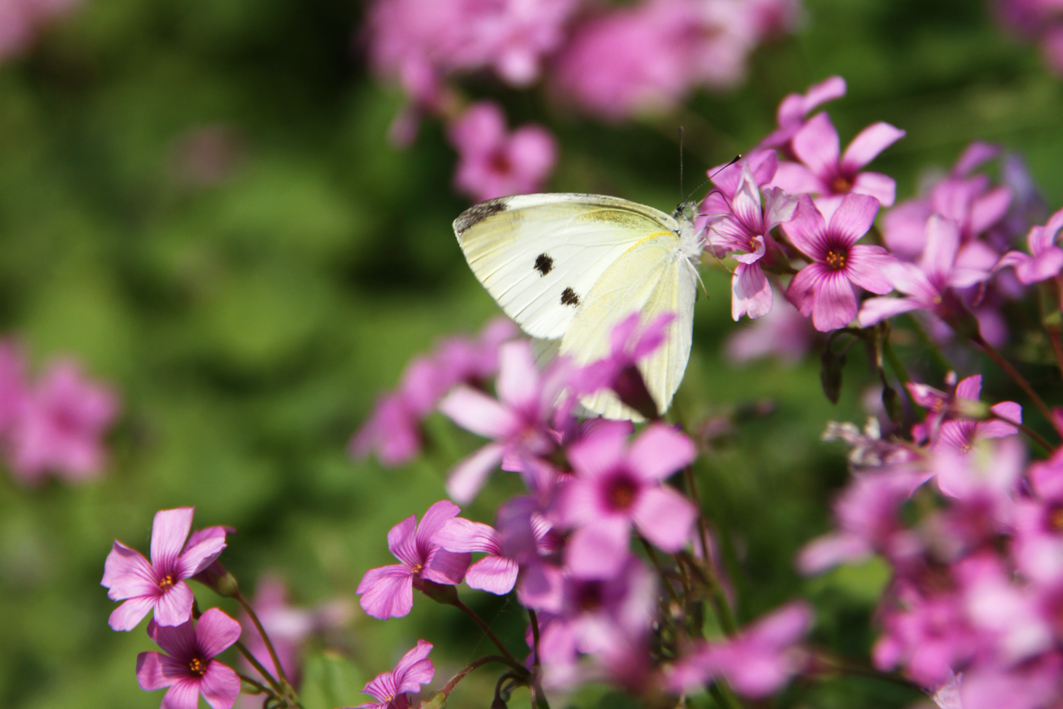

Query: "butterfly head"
left=673, top=201, right=703, bottom=261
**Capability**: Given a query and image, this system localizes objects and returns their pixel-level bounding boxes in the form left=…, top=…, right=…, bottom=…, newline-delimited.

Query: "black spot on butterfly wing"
left=534, top=253, right=554, bottom=276
left=453, top=199, right=509, bottom=236
left=560, top=287, right=580, bottom=306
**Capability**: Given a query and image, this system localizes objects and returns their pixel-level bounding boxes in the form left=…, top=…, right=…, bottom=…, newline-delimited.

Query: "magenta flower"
left=8, top=359, right=119, bottom=484
left=135, top=608, right=242, bottom=709
left=344, top=640, right=434, bottom=709
left=704, top=161, right=798, bottom=320
left=758, top=75, right=847, bottom=151
left=556, top=421, right=698, bottom=579
left=905, top=374, right=1022, bottom=453
left=438, top=340, right=569, bottom=504
left=356, top=500, right=470, bottom=620
left=448, top=102, right=556, bottom=202
left=770, top=112, right=905, bottom=210
left=859, top=215, right=993, bottom=330
left=668, top=602, right=813, bottom=698
left=996, top=206, right=1063, bottom=285
left=783, top=193, right=895, bottom=331
left=724, top=292, right=818, bottom=365
left=102, top=507, right=228, bottom=631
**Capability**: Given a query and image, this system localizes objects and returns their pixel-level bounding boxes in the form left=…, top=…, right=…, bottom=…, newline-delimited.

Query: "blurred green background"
left=0, top=0, right=1061, bottom=707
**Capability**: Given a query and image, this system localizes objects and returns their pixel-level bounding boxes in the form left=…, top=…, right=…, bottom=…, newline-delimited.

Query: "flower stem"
left=709, top=680, right=745, bottom=709
left=237, top=671, right=274, bottom=696
left=682, top=467, right=739, bottom=637
left=235, top=641, right=283, bottom=696
left=440, top=655, right=521, bottom=695
left=453, top=597, right=524, bottom=670
left=528, top=609, right=542, bottom=668
left=235, top=592, right=301, bottom=707
left=971, top=333, right=1060, bottom=437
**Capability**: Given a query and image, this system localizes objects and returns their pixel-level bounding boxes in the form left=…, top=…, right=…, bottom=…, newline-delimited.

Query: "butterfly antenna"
left=682, top=154, right=742, bottom=204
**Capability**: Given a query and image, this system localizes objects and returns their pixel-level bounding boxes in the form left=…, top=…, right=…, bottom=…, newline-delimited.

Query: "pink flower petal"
left=770, top=162, right=823, bottom=197
left=628, top=424, right=697, bottom=481
left=781, top=196, right=827, bottom=259
left=791, top=113, right=840, bottom=181
left=154, top=581, right=195, bottom=627
left=1017, top=248, right=1063, bottom=284
left=797, top=533, right=871, bottom=574
left=969, top=186, right=1012, bottom=235
left=445, top=442, right=504, bottom=504
left=393, top=639, right=435, bottom=694
left=357, top=565, right=414, bottom=619
left=812, top=273, right=857, bottom=331
left=732, top=262, right=774, bottom=320
left=828, top=193, right=880, bottom=245
left=150, top=617, right=198, bottom=660
left=841, top=122, right=905, bottom=171
left=567, top=422, right=628, bottom=480
left=109, top=595, right=159, bottom=631
left=136, top=651, right=182, bottom=691
left=194, top=608, right=242, bottom=659
left=435, top=518, right=499, bottom=554
left=386, top=515, right=418, bottom=563
left=438, top=387, right=515, bottom=439
left=850, top=171, right=896, bottom=206
left=102, top=542, right=158, bottom=600
left=565, top=518, right=631, bottom=580
left=422, top=548, right=470, bottom=585
left=496, top=341, right=541, bottom=408
left=417, top=500, right=462, bottom=545
left=161, top=679, right=203, bottom=709
left=857, top=296, right=921, bottom=327
left=845, top=245, right=895, bottom=295
left=150, top=507, right=195, bottom=570
left=632, top=486, right=697, bottom=552
left=785, top=262, right=829, bottom=317
left=199, top=662, right=241, bottom=709
left=465, top=555, right=519, bottom=594
left=175, top=537, right=226, bottom=580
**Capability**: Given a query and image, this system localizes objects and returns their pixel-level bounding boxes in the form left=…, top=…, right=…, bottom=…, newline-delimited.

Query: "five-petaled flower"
left=344, top=640, right=435, bottom=709
left=135, top=608, right=242, bottom=709
left=102, top=507, right=228, bottom=631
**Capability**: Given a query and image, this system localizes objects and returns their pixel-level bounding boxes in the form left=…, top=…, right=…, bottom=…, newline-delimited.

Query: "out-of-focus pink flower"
left=996, top=207, right=1063, bottom=285
left=102, top=507, right=228, bottom=631
left=759, top=75, right=847, bottom=152
left=703, top=160, right=798, bottom=319
left=439, top=340, right=569, bottom=503
left=903, top=373, right=1021, bottom=453
left=344, top=640, right=434, bottom=709
left=0, top=0, right=82, bottom=60
left=770, top=112, right=905, bottom=211
left=356, top=501, right=470, bottom=620
left=783, top=194, right=895, bottom=331
left=448, top=102, right=557, bottom=202
left=136, top=609, right=242, bottom=709
left=556, top=422, right=697, bottom=578
left=351, top=318, right=517, bottom=467
left=995, top=0, right=1063, bottom=75
left=859, top=216, right=993, bottom=331
left=7, top=359, right=119, bottom=484
left=724, top=292, right=818, bottom=365
left=668, top=602, right=812, bottom=698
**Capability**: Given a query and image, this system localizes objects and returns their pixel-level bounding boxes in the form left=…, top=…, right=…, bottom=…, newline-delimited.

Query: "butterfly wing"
left=454, top=194, right=679, bottom=340
left=560, top=234, right=697, bottom=420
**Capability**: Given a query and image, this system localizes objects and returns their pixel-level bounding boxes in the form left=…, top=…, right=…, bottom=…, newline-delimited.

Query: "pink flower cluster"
left=801, top=369, right=1063, bottom=707
left=0, top=0, right=81, bottom=60
left=355, top=315, right=813, bottom=699
left=364, top=0, right=804, bottom=201
left=995, top=0, right=1063, bottom=75
left=0, top=341, right=120, bottom=486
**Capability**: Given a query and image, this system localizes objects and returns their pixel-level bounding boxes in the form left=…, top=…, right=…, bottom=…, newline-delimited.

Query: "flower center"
left=605, top=475, right=639, bottom=512
left=188, top=657, right=207, bottom=676
left=489, top=151, right=512, bottom=175
left=158, top=574, right=175, bottom=592
left=1048, top=506, right=1063, bottom=532
left=824, top=249, right=847, bottom=270
left=831, top=175, right=852, bottom=193
left=576, top=582, right=604, bottom=613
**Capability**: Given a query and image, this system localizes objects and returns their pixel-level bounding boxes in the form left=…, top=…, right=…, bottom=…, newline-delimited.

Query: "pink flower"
left=858, top=215, right=993, bottom=330
left=758, top=75, right=847, bottom=152
left=135, top=608, right=242, bottom=709
left=438, top=340, right=569, bottom=504
left=344, top=640, right=434, bottom=709
left=448, top=102, right=557, bottom=202
left=724, top=292, right=818, bottom=365
left=996, top=207, right=1063, bottom=285
left=668, top=602, right=812, bottom=698
left=102, top=507, right=228, bottom=631
left=556, top=422, right=698, bottom=579
left=351, top=318, right=516, bottom=467
left=783, top=194, right=895, bottom=331
left=0, top=0, right=82, bottom=60
left=770, top=112, right=905, bottom=210
left=7, top=359, right=119, bottom=484
left=703, top=159, right=798, bottom=320
left=902, top=373, right=1021, bottom=452
left=356, top=501, right=470, bottom=620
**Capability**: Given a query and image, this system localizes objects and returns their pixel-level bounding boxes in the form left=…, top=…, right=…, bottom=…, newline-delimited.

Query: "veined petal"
left=175, top=537, right=226, bottom=580
left=417, top=500, right=462, bottom=545
left=194, top=608, right=242, bottom=659
left=882, top=261, right=938, bottom=302
left=465, top=555, right=519, bottom=594
left=393, top=639, right=435, bottom=693
left=632, top=487, right=697, bottom=552
left=566, top=421, right=628, bottom=480
left=136, top=651, right=182, bottom=691
left=357, top=565, right=414, bottom=619
left=109, top=595, right=158, bottom=631
left=955, top=374, right=982, bottom=400
left=841, top=122, right=905, bottom=171
left=102, top=542, right=158, bottom=600
left=770, top=162, right=823, bottom=199
left=386, top=515, right=418, bottom=564
left=845, top=246, right=895, bottom=294
left=811, top=274, right=857, bottom=331
left=151, top=617, right=198, bottom=661
left=422, top=548, right=471, bottom=585
left=921, top=215, right=960, bottom=281
left=150, top=508, right=195, bottom=570
left=435, top=517, right=500, bottom=554
left=154, top=581, right=195, bottom=627
left=763, top=187, right=798, bottom=230
left=629, top=424, right=697, bottom=481
left=781, top=196, right=827, bottom=259
left=730, top=166, right=765, bottom=233
left=828, top=193, right=880, bottom=246
left=445, top=443, right=504, bottom=505
left=732, top=263, right=774, bottom=320
left=785, top=262, right=829, bottom=317
left=989, top=401, right=1022, bottom=425
left=161, top=679, right=202, bottom=709
left=199, top=662, right=241, bottom=709
left=851, top=171, right=897, bottom=207
left=792, top=113, right=841, bottom=180
left=438, top=387, right=516, bottom=439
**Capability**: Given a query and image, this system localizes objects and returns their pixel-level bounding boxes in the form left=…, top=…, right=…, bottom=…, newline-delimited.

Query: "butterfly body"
left=453, top=193, right=702, bottom=420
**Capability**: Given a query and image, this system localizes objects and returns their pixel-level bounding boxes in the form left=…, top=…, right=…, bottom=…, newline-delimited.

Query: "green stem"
left=235, top=592, right=302, bottom=708
left=709, top=681, right=745, bottom=709
left=235, top=641, right=283, bottom=697
left=454, top=598, right=525, bottom=670
left=237, top=671, right=274, bottom=696
left=639, top=536, right=682, bottom=607
left=440, top=655, right=519, bottom=695
left=528, top=609, right=542, bottom=669
left=681, top=467, right=739, bottom=638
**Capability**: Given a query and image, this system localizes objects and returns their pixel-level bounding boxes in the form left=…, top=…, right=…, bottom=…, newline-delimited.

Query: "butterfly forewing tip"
left=453, top=198, right=510, bottom=237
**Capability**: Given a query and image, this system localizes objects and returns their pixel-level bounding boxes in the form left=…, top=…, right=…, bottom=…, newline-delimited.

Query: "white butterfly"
left=453, top=193, right=704, bottom=420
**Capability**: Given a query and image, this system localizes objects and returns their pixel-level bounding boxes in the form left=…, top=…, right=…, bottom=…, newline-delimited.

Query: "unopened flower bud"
left=192, top=561, right=239, bottom=598
left=612, top=365, right=659, bottom=421
left=417, top=579, right=460, bottom=607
